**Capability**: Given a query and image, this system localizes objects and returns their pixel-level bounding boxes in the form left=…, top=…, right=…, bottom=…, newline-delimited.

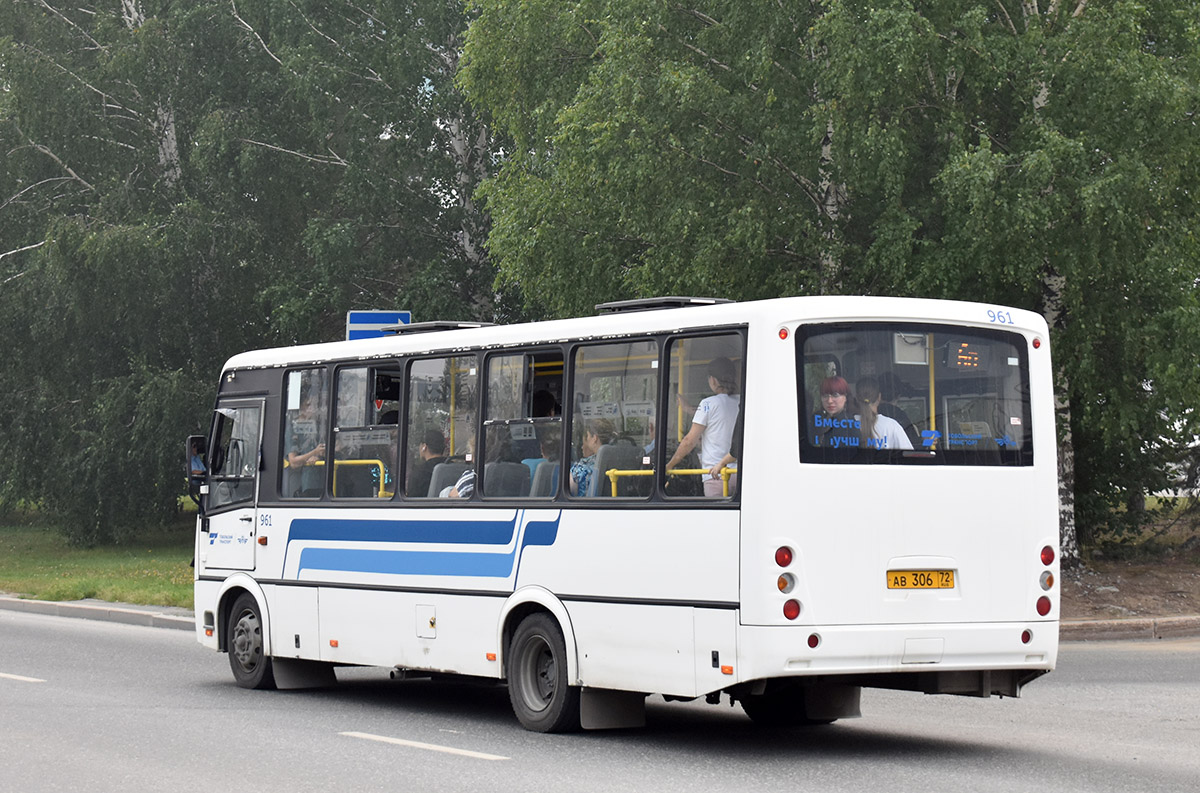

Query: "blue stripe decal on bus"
left=289, top=515, right=521, bottom=546
left=292, top=512, right=561, bottom=579
left=298, top=548, right=516, bottom=577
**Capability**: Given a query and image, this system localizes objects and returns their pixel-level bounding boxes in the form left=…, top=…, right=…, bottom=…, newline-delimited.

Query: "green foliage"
left=0, top=1, right=495, bottom=544
left=462, top=0, right=1200, bottom=542
left=3, top=0, right=1198, bottom=550
left=460, top=0, right=835, bottom=316
left=0, top=523, right=193, bottom=606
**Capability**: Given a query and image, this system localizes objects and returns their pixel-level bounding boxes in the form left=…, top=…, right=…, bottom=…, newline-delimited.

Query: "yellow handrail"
left=927, top=332, right=937, bottom=450
left=603, top=468, right=654, bottom=496
left=604, top=467, right=734, bottom=497
left=286, top=458, right=388, bottom=498
left=330, top=458, right=388, bottom=498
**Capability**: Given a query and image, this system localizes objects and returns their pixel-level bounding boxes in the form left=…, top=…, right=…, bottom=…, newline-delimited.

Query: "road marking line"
left=340, top=731, right=509, bottom=761
left=0, top=672, right=46, bottom=683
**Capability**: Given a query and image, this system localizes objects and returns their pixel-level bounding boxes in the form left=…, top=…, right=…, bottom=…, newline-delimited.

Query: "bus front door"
left=202, top=400, right=263, bottom=571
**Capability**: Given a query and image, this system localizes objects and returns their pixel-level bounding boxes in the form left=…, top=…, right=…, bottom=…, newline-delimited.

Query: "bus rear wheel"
left=228, top=593, right=276, bottom=690
left=739, top=681, right=836, bottom=727
left=507, top=613, right=580, bottom=732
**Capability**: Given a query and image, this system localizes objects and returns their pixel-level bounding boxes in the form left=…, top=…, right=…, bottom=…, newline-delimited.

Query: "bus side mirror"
left=186, top=434, right=207, bottom=506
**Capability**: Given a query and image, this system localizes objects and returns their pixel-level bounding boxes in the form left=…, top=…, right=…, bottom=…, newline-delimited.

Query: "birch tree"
left=0, top=1, right=496, bottom=542
left=461, top=0, right=1200, bottom=555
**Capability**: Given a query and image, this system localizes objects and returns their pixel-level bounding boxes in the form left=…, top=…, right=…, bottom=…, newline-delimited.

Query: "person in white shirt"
left=855, top=377, right=913, bottom=451
left=666, top=357, right=741, bottom=497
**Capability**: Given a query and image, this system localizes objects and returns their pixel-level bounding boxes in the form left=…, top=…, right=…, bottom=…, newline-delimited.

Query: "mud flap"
left=273, top=658, right=337, bottom=689
left=580, top=688, right=647, bottom=729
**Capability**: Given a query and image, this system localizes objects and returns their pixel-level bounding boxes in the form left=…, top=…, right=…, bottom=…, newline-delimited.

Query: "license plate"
left=887, top=570, right=955, bottom=589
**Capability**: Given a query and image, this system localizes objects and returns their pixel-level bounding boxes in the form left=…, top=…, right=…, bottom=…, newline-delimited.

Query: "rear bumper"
left=737, top=620, right=1058, bottom=686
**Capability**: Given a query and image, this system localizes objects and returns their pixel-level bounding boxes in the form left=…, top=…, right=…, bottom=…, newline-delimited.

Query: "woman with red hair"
left=811, top=375, right=860, bottom=451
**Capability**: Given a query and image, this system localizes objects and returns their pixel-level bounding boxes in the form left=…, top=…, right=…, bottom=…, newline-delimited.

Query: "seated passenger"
left=810, top=375, right=858, bottom=451
left=408, top=429, right=448, bottom=497
left=190, top=440, right=206, bottom=478
left=448, top=467, right=475, bottom=498
left=856, top=377, right=913, bottom=451
left=569, top=418, right=616, bottom=497
left=522, top=429, right=561, bottom=484
left=447, top=436, right=477, bottom=498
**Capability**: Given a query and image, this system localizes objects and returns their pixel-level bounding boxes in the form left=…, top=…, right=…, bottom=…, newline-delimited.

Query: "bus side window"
left=664, top=334, right=744, bottom=498
left=481, top=349, right=563, bottom=499
left=405, top=355, right=478, bottom=498
left=281, top=368, right=330, bottom=499
left=568, top=339, right=658, bottom=498
left=332, top=366, right=399, bottom=499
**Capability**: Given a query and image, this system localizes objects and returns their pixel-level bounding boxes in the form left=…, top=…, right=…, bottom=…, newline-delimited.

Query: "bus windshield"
left=797, top=322, right=1033, bottom=465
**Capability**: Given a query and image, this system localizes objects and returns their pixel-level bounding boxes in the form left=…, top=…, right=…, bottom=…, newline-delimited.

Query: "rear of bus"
left=735, top=299, right=1058, bottom=719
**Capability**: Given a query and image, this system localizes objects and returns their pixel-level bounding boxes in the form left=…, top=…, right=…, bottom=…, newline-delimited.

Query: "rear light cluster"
left=775, top=546, right=800, bottom=620
left=1036, top=544, right=1056, bottom=617
left=776, top=545, right=821, bottom=647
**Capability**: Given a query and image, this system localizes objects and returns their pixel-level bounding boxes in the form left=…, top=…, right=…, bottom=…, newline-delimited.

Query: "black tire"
left=227, top=593, right=276, bottom=690
left=507, top=613, right=580, bottom=732
left=739, top=681, right=835, bottom=727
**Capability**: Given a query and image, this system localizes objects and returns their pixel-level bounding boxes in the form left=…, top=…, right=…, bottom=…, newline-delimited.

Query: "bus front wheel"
left=228, top=593, right=276, bottom=690
left=507, top=613, right=580, bottom=732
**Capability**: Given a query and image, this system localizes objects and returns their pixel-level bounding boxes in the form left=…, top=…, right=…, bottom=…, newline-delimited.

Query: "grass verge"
left=0, top=523, right=193, bottom=608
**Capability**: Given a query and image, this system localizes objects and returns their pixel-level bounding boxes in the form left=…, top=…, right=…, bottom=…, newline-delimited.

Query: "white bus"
left=190, top=295, right=1059, bottom=732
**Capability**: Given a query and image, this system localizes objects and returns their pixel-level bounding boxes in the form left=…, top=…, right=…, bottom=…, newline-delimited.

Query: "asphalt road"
left=1, top=610, right=1196, bottom=793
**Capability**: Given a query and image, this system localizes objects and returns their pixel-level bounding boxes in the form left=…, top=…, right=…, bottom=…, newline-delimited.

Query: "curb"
left=0, top=595, right=194, bottom=632
left=1060, top=615, right=1200, bottom=642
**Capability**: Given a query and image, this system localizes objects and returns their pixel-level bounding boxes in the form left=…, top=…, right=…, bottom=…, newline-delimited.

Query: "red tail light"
left=775, top=546, right=793, bottom=567
left=1036, top=596, right=1051, bottom=616
left=783, top=599, right=801, bottom=620
left=1040, top=546, right=1055, bottom=566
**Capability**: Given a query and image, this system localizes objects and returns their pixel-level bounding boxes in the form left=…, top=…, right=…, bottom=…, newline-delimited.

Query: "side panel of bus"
left=520, top=509, right=739, bottom=697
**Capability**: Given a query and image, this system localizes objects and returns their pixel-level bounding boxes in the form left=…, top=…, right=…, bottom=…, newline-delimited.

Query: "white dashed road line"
left=0, top=672, right=46, bottom=683
left=340, top=731, right=509, bottom=761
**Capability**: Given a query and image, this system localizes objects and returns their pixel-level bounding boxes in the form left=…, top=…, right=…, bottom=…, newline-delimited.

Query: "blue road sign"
left=345, top=310, right=412, bottom=340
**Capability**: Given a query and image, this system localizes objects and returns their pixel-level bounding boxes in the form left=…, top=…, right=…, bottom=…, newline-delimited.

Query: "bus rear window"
left=797, top=323, right=1033, bottom=466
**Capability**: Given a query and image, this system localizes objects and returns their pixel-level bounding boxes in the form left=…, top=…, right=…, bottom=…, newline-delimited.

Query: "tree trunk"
left=122, top=2, right=182, bottom=190
left=439, top=35, right=493, bottom=319
left=1041, top=270, right=1081, bottom=567
left=816, top=119, right=846, bottom=294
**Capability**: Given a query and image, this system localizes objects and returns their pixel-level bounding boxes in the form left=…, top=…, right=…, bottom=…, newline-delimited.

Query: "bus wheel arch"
left=214, top=577, right=272, bottom=656
left=498, top=588, right=579, bottom=683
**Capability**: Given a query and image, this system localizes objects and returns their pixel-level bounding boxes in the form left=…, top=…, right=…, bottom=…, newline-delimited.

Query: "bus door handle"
left=239, top=516, right=253, bottom=523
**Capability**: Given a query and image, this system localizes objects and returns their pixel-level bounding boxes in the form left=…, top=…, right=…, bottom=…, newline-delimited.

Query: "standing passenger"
left=665, top=357, right=741, bottom=497
left=285, top=393, right=326, bottom=497
left=856, top=377, right=913, bottom=451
